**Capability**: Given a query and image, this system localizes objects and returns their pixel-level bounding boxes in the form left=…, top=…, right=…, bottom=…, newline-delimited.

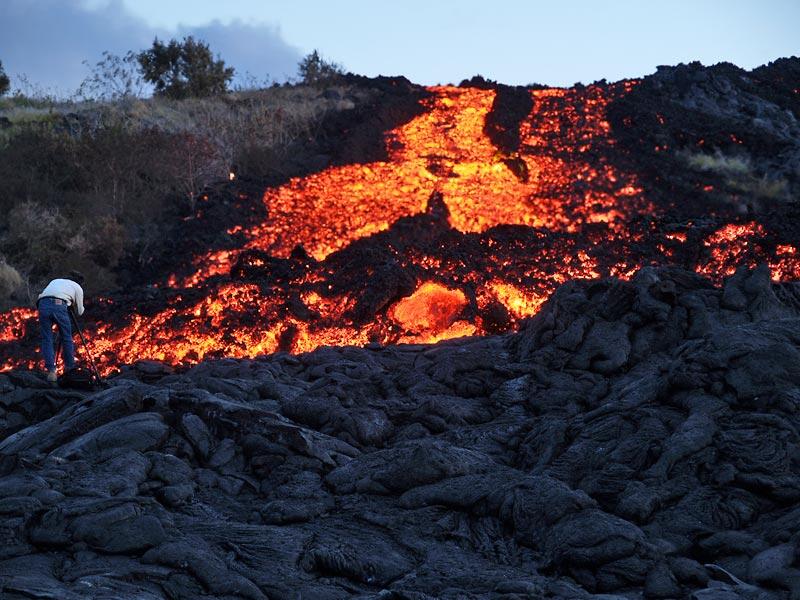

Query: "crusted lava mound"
left=2, top=266, right=800, bottom=598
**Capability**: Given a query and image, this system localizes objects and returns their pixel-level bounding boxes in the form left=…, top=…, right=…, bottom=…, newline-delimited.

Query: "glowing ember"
left=771, top=244, right=800, bottom=282
left=695, top=222, right=800, bottom=282
left=89, top=284, right=283, bottom=366
left=696, top=222, right=760, bottom=279
left=0, top=309, right=36, bottom=344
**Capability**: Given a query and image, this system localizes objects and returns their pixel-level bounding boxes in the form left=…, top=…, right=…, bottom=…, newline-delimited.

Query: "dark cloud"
left=0, top=0, right=301, bottom=96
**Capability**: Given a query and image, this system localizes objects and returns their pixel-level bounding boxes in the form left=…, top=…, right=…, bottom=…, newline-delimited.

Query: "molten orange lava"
left=485, top=281, right=547, bottom=320
left=2, top=81, right=800, bottom=375
left=388, top=281, right=476, bottom=344
left=179, top=84, right=649, bottom=284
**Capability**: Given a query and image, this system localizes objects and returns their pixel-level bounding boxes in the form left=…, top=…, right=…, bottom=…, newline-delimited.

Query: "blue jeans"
left=38, top=298, right=75, bottom=371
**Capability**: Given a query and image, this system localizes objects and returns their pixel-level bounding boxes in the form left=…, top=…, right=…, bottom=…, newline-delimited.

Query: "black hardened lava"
left=3, top=266, right=800, bottom=597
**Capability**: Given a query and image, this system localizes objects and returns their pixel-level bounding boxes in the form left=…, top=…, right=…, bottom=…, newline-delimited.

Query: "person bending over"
left=37, top=271, right=85, bottom=382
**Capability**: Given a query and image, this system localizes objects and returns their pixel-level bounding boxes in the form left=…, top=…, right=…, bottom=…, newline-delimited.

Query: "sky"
left=1, top=0, right=798, bottom=96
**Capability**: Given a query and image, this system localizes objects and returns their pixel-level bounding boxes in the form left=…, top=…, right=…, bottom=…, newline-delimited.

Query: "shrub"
left=162, top=131, right=221, bottom=212
left=0, top=201, right=128, bottom=294
left=3, top=74, right=63, bottom=109
left=728, top=174, right=789, bottom=202
left=0, top=60, right=9, bottom=97
left=685, top=150, right=789, bottom=201
left=298, top=50, right=344, bottom=85
left=1, top=202, right=73, bottom=277
left=138, top=37, right=234, bottom=100
left=0, top=127, right=68, bottom=217
left=77, top=51, right=149, bottom=101
left=187, top=87, right=338, bottom=180
left=64, top=121, right=179, bottom=220
left=0, top=75, right=368, bottom=291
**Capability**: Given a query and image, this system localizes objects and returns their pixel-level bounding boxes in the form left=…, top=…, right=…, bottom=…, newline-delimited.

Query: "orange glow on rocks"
left=486, top=281, right=547, bottom=320
left=89, top=284, right=283, bottom=367
left=0, top=309, right=36, bottom=344
left=696, top=222, right=800, bottom=282
left=771, top=245, right=800, bottom=282
left=696, top=222, right=767, bottom=279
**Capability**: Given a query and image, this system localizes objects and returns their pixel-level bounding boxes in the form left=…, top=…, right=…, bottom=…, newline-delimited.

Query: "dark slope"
left=2, top=265, right=800, bottom=598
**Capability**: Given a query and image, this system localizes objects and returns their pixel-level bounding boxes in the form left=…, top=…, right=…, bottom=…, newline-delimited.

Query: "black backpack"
left=58, top=366, right=99, bottom=390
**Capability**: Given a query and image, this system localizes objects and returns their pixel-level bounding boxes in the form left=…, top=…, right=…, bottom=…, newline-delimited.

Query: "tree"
left=164, top=132, right=221, bottom=214
left=297, top=50, right=344, bottom=85
left=137, top=37, right=234, bottom=99
left=0, top=60, right=10, bottom=96
left=77, top=51, right=148, bottom=101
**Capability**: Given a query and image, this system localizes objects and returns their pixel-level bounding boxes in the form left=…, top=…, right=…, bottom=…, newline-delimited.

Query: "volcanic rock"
left=1, top=266, right=800, bottom=598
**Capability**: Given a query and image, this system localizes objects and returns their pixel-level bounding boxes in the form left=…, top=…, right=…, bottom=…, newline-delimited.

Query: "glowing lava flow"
left=388, top=282, right=476, bottom=344
left=178, top=84, right=648, bottom=284
left=2, top=81, right=800, bottom=375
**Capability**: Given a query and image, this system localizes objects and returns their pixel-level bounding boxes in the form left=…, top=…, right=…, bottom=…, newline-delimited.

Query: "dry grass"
left=1, top=84, right=365, bottom=138
left=1, top=84, right=369, bottom=184
left=684, top=150, right=789, bottom=201
left=685, top=151, right=751, bottom=175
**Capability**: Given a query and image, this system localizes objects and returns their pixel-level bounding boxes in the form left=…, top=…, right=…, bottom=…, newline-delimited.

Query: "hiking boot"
left=46, top=369, right=57, bottom=383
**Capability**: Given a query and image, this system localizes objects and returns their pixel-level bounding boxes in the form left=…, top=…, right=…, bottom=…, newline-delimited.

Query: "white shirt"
left=38, top=279, right=85, bottom=316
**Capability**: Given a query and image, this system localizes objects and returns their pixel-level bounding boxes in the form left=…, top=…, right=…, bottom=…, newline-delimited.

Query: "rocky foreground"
left=1, top=266, right=800, bottom=599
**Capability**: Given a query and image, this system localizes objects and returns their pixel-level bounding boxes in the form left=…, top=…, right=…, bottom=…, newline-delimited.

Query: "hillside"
left=1, top=58, right=800, bottom=372
left=0, top=79, right=383, bottom=303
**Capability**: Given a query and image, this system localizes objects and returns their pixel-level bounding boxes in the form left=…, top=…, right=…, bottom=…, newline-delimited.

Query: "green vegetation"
left=0, top=60, right=9, bottom=97
left=685, top=151, right=751, bottom=175
left=137, top=37, right=234, bottom=99
left=685, top=149, right=789, bottom=202
left=298, top=50, right=345, bottom=85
